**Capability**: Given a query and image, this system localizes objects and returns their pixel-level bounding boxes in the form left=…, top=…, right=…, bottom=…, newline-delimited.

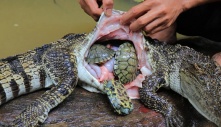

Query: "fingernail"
left=105, top=8, right=112, bottom=17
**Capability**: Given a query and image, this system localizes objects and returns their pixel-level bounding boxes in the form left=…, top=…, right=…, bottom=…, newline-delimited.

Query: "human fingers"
left=78, top=0, right=103, bottom=21
left=146, top=23, right=177, bottom=43
left=120, top=1, right=151, bottom=25
left=102, top=0, right=114, bottom=17
left=213, top=52, right=221, bottom=66
left=145, top=14, right=176, bottom=34
left=129, top=9, right=160, bottom=32
left=143, top=18, right=167, bottom=34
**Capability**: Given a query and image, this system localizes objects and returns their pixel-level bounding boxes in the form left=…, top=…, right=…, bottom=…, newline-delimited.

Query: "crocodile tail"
left=0, top=33, right=87, bottom=106
left=0, top=44, right=52, bottom=106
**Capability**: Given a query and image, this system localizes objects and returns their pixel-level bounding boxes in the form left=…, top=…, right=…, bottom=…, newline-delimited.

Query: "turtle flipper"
left=139, top=71, right=184, bottom=127
left=103, top=80, right=133, bottom=115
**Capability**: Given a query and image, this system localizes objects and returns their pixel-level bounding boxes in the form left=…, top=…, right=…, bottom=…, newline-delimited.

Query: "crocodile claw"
left=165, top=106, right=184, bottom=127
left=10, top=100, right=49, bottom=127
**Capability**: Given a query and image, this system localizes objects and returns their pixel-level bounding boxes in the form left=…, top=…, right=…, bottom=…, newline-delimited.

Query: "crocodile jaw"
left=77, top=10, right=151, bottom=93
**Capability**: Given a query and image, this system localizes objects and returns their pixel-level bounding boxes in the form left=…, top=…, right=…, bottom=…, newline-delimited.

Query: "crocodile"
left=0, top=9, right=221, bottom=127
left=0, top=11, right=138, bottom=126
left=138, top=36, right=221, bottom=127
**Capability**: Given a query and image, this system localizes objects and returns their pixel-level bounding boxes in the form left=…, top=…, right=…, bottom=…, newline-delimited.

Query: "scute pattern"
left=86, top=44, right=115, bottom=64
left=139, top=37, right=221, bottom=127
left=103, top=80, right=133, bottom=115
left=114, top=42, right=138, bottom=84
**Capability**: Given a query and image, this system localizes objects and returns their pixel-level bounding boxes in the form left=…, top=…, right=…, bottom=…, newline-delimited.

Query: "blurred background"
left=0, top=0, right=138, bottom=58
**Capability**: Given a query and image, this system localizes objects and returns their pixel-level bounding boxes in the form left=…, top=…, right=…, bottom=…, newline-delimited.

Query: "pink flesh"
left=88, top=61, right=144, bottom=99
left=126, top=87, right=140, bottom=99
left=86, top=11, right=152, bottom=99
left=99, top=66, right=114, bottom=82
left=97, top=65, right=142, bottom=99
left=91, top=11, right=150, bottom=69
left=124, top=74, right=145, bottom=99
left=124, top=74, right=145, bottom=89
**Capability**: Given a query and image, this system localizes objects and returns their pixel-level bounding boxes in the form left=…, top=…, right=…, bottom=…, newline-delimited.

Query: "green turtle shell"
left=114, top=42, right=138, bottom=84
left=86, top=44, right=115, bottom=64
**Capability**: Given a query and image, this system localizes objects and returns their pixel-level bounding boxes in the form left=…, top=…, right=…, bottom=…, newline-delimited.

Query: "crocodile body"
left=139, top=37, right=221, bottom=127
left=0, top=33, right=133, bottom=126
left=0, top=9, right=221, bottom=127
left=0, top=34, right=81, bottom=106
left=0, top=34, right=86, bottom=126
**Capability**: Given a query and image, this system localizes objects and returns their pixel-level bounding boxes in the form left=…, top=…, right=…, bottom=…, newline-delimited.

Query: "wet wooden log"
left=0, top=87, right=216, bottom=127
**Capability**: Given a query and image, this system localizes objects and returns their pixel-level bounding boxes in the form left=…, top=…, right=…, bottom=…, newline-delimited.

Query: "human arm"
left=121, top=0, right=220, bottom=34
left=78, top=0, right=113, bottom=21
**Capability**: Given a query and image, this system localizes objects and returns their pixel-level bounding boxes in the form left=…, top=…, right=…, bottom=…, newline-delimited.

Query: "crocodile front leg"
left=139, top=71, right=184, bottom=127
left=11, top=48, right=78, bottom=127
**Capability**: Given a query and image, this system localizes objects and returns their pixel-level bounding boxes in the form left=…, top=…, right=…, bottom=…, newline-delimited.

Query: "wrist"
left=182, top=0, right=203, bottom=11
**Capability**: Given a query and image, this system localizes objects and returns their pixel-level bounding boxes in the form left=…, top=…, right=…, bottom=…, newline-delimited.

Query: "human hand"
left=148, top=23, right=177, bottom=44
left=121, top=0, right=185, bottom=34
left=78, top=0, right=113, bottom=21
left=212, top=52, right=221, bottom=66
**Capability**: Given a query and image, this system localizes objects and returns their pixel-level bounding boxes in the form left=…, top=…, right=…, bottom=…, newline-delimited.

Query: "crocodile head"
left=76, top=10, right=152, bottom=98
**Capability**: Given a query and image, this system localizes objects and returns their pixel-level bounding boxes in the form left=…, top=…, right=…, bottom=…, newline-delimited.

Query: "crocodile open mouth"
left=78, top=10, right=152, bottom=99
